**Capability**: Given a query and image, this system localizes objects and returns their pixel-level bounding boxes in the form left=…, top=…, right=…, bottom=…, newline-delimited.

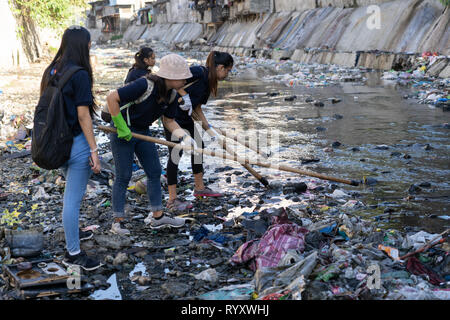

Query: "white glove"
left=206, top=125, right=220, bottom=142
left=179, top=94, right=193, bottom=116
left=180, top=134, right=198, bottom=153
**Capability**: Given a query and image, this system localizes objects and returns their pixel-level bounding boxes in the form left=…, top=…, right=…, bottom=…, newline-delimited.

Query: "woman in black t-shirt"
left=164, top=51, right=234, bottom=212
left=40, top=26, right=101, bottom=271
left=124, top=47, right=155, bottom=84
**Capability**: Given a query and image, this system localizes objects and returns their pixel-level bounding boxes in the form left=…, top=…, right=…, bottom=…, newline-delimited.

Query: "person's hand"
left=179, top=94, right=193, bottom=116
left=111, top=113, right=132, bottom=141
left=206, top=124, right=221, bottom=142
left=180, top=134, right=198, bottom=153
left=89, top=152, right=101, bottom=174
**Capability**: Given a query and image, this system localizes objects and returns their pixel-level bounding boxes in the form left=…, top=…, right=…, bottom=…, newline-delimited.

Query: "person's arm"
left=162, top=116, right=187, bottom=140
left=162, top=116, right=198, bottom=151
left=106, top=79, right=149, bottom=141
left=106, top=90, right=132, bottom=141
left=192, top=105, right=209, bottom=130
left=106, top=90, right=121, bottom=116
left=77, top=106, right=101, bottom=173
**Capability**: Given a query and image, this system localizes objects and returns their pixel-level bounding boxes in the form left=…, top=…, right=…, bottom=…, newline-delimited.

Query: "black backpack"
left=31, top=66, right=83, bottom=170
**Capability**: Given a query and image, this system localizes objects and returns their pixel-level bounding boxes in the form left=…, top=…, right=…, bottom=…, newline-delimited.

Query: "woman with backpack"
left=124, top=47, right=155, bottom=84
left=39, top=26, right=102, bottom=271
left=106, top=53, right=196, bottom=235
left=164, top=51, right=234, bottom=211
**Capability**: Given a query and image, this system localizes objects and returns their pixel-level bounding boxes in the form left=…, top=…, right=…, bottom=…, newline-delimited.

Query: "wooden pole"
left=191, top=110, right=269, bottom=187
left=98, top=125, right=359, bottom=186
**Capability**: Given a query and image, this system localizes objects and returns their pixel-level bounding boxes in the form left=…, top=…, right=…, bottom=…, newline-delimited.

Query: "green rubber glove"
left=111, top=113, right=132, bottom=141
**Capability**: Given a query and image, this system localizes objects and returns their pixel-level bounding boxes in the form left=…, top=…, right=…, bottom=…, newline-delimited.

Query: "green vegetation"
left=10, top=0, right=88, bottom=31
left=439, top=0, right=449, bottom=6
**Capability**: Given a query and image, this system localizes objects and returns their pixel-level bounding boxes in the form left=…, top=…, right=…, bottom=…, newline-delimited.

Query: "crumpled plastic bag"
left=194, top=268, right=218, bottom=283
left=402, top=231, right=442, bottom=250
left=255, top=251, right=318, bottom=299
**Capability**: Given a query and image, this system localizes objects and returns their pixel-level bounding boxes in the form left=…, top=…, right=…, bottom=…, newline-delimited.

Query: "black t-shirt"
left=59, top=62, right=94, bottom=137
left=124, top=67, right=149, bottom=84
left=117, top=77, right=177, bottom=130
left=175, top=66, right=210, bottom=126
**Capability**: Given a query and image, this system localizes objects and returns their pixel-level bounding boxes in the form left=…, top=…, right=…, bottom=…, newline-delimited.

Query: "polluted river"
left=0, top=43, right=449, bottom=300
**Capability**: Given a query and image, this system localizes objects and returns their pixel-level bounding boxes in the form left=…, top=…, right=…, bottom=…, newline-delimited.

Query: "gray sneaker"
left=148, top=214, right=185, bottom=229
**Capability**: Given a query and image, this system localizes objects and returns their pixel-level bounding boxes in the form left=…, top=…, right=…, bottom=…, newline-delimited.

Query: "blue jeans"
left=110, top=127, right=163, bottom=218
left=60, top=133, right=92, bottom=254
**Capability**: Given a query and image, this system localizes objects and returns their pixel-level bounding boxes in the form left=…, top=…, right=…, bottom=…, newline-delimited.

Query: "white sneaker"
left=110, top=222, right=130, bottom=235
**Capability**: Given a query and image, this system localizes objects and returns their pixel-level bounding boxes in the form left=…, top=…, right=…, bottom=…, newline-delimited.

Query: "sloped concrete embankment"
left=137, top=0, right=449, bottom=76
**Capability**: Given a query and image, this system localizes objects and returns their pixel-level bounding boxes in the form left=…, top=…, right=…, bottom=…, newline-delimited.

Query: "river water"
left=202, top=70, right=450, bottom=234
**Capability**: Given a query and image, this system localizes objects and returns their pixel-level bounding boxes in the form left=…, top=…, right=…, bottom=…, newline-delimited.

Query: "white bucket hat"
left=156, top=54, right=193, bottom=80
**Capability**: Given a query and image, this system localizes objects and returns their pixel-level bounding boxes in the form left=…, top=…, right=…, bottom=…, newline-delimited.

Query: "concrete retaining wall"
left=123, top=0, right=450, bottom=75
left=140, top=22, right=203, bottom=43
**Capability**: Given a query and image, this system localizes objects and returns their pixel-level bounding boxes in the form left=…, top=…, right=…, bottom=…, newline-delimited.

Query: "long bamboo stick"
left=98, top=125, right=359, bottom=186
left=191, top=110, right=269, bottom=187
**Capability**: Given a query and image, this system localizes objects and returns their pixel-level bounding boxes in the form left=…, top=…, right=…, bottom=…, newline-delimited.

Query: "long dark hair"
left=132, top=47, right=154, bottom=70
left=206, top=51, right=234, bottom=97
left=40, top=26, right=97, bottom=113
left=147, top=74, right=171, bottom=105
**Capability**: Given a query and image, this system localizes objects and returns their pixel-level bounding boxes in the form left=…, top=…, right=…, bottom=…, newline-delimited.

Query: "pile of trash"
left=233, top=56, right=367, bottom=88
left=381, top=52, right=450, bottom=110
left=194, top=201, right=449, bottom=300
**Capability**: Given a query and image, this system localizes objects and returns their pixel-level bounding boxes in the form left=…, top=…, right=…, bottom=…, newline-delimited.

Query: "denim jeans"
left=110, top=127, right=163, bottom=217
left=60, top=133, right=92, bottom=254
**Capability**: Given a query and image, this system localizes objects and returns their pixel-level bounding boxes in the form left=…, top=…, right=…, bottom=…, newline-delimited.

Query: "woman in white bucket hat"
left=106, top=53, right=196, bottom=235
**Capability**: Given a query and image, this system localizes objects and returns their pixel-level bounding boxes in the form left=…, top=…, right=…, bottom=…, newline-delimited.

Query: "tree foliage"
left=10, top=0, right=89, bottom=30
